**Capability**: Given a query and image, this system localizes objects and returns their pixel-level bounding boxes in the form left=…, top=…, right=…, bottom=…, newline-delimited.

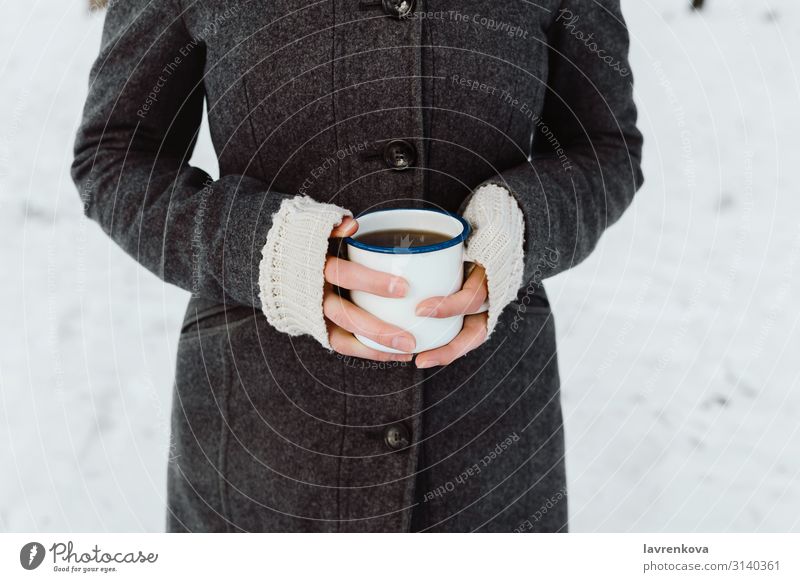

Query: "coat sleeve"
left=71, top=0, right=347, bottom=310
left=474, top=0, right=644, bottom=287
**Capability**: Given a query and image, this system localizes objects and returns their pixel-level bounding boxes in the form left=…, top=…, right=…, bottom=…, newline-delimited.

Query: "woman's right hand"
left=324, top=217, right=416, bottom=362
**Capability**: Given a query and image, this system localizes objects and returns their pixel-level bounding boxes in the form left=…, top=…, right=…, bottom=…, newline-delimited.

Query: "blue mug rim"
left=344, top=208, right=471, bottom=255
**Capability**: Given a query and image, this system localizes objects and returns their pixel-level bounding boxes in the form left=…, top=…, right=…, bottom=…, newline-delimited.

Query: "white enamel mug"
left=345, top=208, right=478, bottom=354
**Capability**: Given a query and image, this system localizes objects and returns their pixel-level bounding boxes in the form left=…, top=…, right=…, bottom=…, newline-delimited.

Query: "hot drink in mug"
left=345, top=208, right=486, bottom=354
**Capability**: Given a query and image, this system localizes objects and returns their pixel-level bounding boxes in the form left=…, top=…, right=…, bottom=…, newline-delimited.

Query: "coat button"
left=383, top=140, right=416, bottom=170
left=382, top=0, right=415, bottom=18
left=384, top=423, right=411, bottom=450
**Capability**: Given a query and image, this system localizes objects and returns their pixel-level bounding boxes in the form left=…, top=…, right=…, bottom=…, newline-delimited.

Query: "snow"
left=0, top=0, right=798, bottom=532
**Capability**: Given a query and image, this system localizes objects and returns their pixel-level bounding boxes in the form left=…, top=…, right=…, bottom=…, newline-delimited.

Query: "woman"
left=73, top=0, right=643, bottom=532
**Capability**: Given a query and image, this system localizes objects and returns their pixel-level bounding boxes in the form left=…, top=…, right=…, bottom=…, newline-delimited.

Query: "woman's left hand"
left=414, top=265, right=489, bottom=368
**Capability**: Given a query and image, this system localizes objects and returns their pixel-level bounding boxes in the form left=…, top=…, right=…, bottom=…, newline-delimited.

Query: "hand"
left=414, top=265, right=489, bottom=369
left=325, top=217, right=416, bottom=362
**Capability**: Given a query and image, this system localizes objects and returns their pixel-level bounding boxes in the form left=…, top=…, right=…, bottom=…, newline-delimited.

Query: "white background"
left=1, top=534, right=798, bottom=581
left=0, top=0, right=799, bottom=532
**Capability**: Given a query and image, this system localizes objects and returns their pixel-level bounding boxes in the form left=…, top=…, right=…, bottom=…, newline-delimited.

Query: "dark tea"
left=355, top=229, right=451, bottom=249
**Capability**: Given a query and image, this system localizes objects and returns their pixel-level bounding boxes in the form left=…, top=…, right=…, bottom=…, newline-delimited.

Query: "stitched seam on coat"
left=405, top=385, right=424, bottom=532
left=336, top=385, right=348, bottom=532
left=330, top=2, right=341, bottom=196
left=218, top=334, right=233, bottom=532
left=503, top=74, right=520, bottom=148
left=242, top=78, right=270, bottom=180
left=422, top=2, right=433, bottom=196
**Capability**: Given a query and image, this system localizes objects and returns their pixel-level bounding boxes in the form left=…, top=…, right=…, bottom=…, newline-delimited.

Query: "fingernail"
left=392, top=335, right=415, bottom=352
left=388, top=277, right=408, bottom=297
left=417, top=360, right=439, bottom=369
left=416, top=306, right=437, bottom=317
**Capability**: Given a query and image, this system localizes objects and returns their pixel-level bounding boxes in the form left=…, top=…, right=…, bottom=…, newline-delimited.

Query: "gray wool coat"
left=72, top=0, right=643, bottom=532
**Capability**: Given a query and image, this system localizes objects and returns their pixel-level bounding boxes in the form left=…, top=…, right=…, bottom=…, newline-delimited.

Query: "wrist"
left=258, top=196, right=350, bottom=349
left=463, top=184, right=525, bottom=337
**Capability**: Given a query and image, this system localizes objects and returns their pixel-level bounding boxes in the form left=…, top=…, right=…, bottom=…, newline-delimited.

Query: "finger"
left=331, top=217, right=358, bottom=238
left=323, top=292, right=416, bottom=353
left=415, top=313, right=488, bottom=368
left=416, top=265, right=488, bottom=318
left=324, top=256, right=408, bottom=297
left=328, top=323, right=414, bottom=362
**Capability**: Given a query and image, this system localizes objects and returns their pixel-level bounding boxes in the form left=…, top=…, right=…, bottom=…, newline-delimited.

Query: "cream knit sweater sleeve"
left=258, top=187, right=524, bottom=349
left=463, top=184, right=526, bottom=338
left=258, top=196, right=350, bottom=350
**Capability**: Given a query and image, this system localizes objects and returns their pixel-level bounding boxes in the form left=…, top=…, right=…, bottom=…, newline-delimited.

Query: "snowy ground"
left=1, top=0, right=798, bottom=532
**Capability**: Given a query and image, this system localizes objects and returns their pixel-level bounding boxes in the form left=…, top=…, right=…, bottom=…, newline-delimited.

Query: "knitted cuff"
left=463, top=184, right=525, bottom=337
left=259, top=196, right=351, bottom=350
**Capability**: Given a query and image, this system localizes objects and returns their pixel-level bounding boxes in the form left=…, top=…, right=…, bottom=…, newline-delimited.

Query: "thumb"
left=331, top=216, right=358, bottom=238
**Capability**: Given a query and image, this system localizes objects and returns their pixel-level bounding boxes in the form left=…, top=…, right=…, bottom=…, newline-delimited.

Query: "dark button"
left=383, top=140, right=416, bottom=170
left=382, top=0, right=415, bottom=18
left=384, top=423, right=411, bottom=450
